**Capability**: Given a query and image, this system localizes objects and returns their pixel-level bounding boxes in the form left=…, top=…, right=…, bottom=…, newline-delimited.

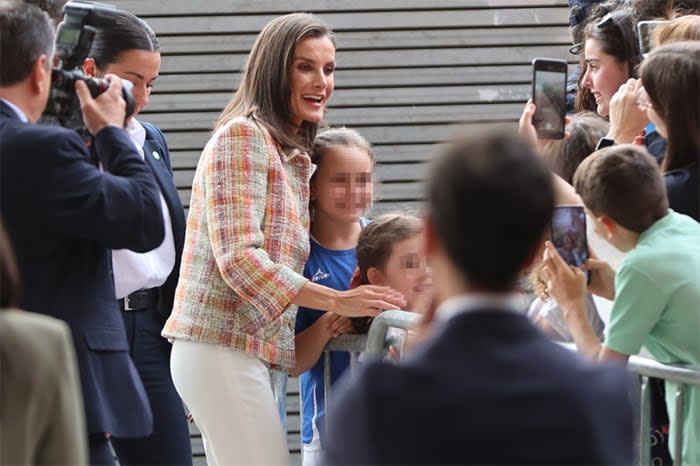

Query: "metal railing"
left=627, top=355, right=700, bottom=466
left=318, top=311, right=700, bottom=466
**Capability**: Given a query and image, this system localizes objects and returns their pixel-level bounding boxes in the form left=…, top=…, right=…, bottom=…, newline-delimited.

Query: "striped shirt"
left=162, top=116, right=313, bottom=368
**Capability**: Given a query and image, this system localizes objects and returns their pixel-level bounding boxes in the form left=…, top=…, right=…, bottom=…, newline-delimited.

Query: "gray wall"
left=110, top=0, right=570, bottom=216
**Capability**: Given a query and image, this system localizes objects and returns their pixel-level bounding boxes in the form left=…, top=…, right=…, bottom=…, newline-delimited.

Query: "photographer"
left=0, top=1, right=164, bottom=464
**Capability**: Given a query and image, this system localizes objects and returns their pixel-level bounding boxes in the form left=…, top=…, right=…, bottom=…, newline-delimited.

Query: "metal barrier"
left=626, top=355, right=700, bottom=466
left=317, top=311, right=700, bottom=466
left=320, top=311, right=420, bottom=432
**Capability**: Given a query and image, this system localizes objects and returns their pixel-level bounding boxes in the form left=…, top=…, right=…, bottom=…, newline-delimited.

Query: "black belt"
left=119, top=288, right=157, bottom=311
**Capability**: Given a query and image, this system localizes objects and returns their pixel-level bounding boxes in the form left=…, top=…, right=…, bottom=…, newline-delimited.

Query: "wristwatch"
left=595, top=137, right=616, bottom=151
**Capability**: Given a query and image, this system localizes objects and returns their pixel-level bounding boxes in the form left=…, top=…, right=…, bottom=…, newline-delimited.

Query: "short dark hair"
left=23, top=0, right=66, bottom=22
left=88, top=9, right=159, bottom=70
left=573, top=145, right=669, bottom=232
left=427, top=127, right=554, bottom=291
left=0, top=0, right=54, bottom=86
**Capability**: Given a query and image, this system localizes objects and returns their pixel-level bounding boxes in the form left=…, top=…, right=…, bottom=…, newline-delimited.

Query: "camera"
left=43, top=1, right=136, bottom=135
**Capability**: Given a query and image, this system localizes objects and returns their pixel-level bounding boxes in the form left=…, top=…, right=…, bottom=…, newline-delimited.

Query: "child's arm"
left=543, top=242, right=628, bottom=363
left=289, top=313, right=353, bottom=377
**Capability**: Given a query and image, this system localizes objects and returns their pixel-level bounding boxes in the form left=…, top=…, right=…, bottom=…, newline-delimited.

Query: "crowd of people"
left=0, top=0, right=698, bottom=465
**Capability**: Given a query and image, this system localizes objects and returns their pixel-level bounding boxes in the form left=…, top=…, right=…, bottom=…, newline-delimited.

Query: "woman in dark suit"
left=82, top=11, right=191, bottom=466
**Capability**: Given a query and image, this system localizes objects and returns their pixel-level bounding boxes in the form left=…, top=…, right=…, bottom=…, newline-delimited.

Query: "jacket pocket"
left=83, top=330, right=129, bottom=351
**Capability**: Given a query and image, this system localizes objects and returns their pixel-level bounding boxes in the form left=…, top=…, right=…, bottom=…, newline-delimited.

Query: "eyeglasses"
left=636, top=86, right=653, bottom=111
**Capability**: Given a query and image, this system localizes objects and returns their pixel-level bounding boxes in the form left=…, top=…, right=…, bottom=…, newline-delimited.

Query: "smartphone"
left=550, top=205, right=589, bottom=270
left=637, top=20, right=669, bottom=57
left=531, top=58, right=568, bottom=140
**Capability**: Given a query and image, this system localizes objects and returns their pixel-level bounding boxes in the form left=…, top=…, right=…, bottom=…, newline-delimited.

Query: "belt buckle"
left=123, top=294, right=135, bottom=311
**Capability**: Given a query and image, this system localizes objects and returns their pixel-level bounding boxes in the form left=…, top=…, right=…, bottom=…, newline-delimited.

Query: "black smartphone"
left=532, top=58, right=568, bottom=140
left=637, top=20, right=668, bottom=57
left=550, top=205, right=589, bottom=269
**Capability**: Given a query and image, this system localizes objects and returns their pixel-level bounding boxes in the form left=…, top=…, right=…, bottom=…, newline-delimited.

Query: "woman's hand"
left=518, top=100, right=572, bottom=150
left=333, top=285, right=406, bottom=317
left=607, top=78, right=649, bottom=144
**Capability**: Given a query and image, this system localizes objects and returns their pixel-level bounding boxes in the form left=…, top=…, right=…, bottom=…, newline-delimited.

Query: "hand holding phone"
left=550, top=205, right=590, bottom=283
left=532, top=58, right=568, bottom=140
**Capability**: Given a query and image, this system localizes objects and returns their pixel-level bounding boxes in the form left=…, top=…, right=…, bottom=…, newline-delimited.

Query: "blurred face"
left=372, top=234, right=432, bottom=310
left=85, top=49, right=161, bottom=119
left=288, top=35, right=335, bottom=132
left=311, top=145, right=373, bottom=224
left=582, top=39, right=629, bottom=117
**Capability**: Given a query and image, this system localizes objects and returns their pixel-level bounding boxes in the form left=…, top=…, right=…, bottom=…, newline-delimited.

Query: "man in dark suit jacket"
left=323, top=128, right=634, bottom=465
left=0, top=2, right=164, bottom=463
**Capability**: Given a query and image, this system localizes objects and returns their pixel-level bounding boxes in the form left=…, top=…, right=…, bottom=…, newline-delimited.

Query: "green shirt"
left=605, top=211, right=700, bottom=466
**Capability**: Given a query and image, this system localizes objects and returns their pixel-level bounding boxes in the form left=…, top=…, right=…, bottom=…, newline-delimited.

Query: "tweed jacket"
left=162, top=116, right=312, bottom=368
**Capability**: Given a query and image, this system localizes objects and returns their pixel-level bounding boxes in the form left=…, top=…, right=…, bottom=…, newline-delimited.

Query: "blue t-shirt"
left=295, top=219, right=368, bottom=446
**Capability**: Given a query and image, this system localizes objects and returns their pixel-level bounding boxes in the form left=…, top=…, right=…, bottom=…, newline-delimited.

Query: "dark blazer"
left=324, top=309, right=634, bottom=466
left=0, top=100, right=164, bottom=437
left=140, top=120, right=186, bottom=318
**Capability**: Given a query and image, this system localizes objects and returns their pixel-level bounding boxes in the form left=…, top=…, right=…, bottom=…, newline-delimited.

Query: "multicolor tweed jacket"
left=162, top=116, right=313, bottom=368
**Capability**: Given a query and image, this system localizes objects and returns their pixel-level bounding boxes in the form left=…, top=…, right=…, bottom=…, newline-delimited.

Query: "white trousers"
left=170, top=339, right=290, bottom=466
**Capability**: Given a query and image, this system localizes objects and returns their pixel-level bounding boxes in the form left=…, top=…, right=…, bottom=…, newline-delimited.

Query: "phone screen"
left=637, top=20, right=669, bottom=57
left=532, top=60, right=567, bottom=139
left=550, top=206, right=589, bottom=268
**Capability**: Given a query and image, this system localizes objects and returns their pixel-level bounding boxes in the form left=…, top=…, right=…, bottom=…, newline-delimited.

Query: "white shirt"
left=1, top=98, right=28, bottom=122
left=435, top=292, right=526, bottom=323
left=111, top=119, right=176, bottom=298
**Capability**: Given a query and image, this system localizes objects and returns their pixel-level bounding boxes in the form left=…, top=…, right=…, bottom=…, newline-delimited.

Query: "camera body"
left=44, top=1, right=135, bottom=134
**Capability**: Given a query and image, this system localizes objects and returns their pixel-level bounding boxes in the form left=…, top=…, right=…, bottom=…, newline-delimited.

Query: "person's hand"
left=518, top=100, right=572, bottom=150
left=333, top=285, right=406, bottom=318
left=518, top=100, right=540, bottom=148
left=323, top=313, right=354, bottom=339
left=75, top=73, right=126, bottom=135
left=542, top=241, right=587, bottom=315
left=607, top=78, right=648, bottom=144
left=581, top=247, right=616, bottom=300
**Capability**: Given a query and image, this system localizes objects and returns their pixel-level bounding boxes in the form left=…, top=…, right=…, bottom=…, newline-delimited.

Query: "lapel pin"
left=152, top=150, right=161, bottom=160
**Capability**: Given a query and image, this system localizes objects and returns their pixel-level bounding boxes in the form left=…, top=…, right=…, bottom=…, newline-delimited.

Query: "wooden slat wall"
left=109, top=0, right=570, bottom=216
left=106, top=1, right=570, bottom=463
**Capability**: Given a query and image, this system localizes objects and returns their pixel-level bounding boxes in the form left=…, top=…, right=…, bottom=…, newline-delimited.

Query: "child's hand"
left=581, top=248, right=616, bottom=300
left=324, top=313, right=353, bottom=339
left=542, top=241, right=587, bottom=312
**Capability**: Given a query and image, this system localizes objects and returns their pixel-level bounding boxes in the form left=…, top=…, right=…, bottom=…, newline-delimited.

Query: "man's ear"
left=366, top=267, right=384, bottom=286
left=31, top=54, right=49, bottom=95
left=82, top=58, right=98, bottom=77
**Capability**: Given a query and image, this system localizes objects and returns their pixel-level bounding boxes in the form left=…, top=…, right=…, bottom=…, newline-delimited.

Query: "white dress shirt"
left=111, top=119, right=176, bottom=299
left=435, top=292, right=526, bottom=323
left=1, top=98, right=29, bottom=122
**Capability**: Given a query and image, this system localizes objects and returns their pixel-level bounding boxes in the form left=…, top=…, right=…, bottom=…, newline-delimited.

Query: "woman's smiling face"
left=582, top=38, right=629, bottom=117
left=288, top=35, right=335, bottom=132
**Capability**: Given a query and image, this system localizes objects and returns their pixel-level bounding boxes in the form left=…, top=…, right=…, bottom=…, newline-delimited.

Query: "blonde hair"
left=653, top=14, right=700, bottom=47
left=214, top=13, right=335, bottom=152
